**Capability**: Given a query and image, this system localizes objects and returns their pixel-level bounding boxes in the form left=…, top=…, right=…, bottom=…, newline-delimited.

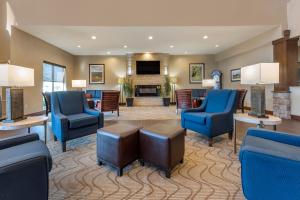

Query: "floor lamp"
left=170, top=77, right=177, bottom=104
left=118, top=77, right=125, bottom=105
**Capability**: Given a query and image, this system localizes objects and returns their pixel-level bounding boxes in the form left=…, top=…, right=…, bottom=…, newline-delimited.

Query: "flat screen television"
left=136, top=61, right=160, bottom=75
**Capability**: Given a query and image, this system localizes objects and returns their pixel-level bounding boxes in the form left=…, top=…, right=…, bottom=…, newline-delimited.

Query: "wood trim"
left=291, top=115, right=300, bottom=121
left=26, top=111, right=46, bottom=117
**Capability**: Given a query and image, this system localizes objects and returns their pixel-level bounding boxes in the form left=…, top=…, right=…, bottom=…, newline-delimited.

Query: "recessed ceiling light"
left=91, top=36, right=97, bottom=40
left=170, top=45, right=174, bottom=48
left=215, top=44, right=219, bottom=48
left=77, top=45, right=81, bottom=48
left=203, top=35, right=208, bottom=39
left=184, top=51, right=188, bottom=54
left=123, top=45, right=128, bottom=48
left=106, top=51, right=111, bottom=55
left=148, top=36, right=153, bottom=40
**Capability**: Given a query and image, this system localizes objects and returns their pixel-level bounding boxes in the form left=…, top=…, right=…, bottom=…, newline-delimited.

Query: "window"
left=43, top=61, right=66, bottom=92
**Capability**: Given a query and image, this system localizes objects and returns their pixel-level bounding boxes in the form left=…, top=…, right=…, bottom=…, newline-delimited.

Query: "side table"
left=233, top=113, right=282, bottom=153
left=0, top=116, right=48, bottom=144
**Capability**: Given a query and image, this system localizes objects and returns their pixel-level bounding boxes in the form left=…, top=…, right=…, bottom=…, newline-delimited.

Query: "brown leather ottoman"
left=97, top=124, right=140, bottom=176
left=139, top=123, right=185, bottom=178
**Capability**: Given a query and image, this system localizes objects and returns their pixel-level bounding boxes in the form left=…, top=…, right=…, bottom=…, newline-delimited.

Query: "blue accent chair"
left=181, top=89, right=237, bottom=146
left=0, top=134, right=52, bottom=200
left=51, top=91, right=104, bottom=152
left=240, top=128, right=300, bottom=200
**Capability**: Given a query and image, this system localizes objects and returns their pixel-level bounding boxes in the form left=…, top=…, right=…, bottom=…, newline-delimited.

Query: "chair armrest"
left=0, top=134, right=39, bottom=150
left=84, top=108, right=104, bottom=128
left=205, top=112, right=232, bottom=135
left=181, top=107, right=205, bottom=113
left=247, top=128, right=300, bottom=147
left=0, top=153, right=50, bottom=200
left=239, top=148, right=300, bottom=200
left=51, top=113, right=68, bottom=141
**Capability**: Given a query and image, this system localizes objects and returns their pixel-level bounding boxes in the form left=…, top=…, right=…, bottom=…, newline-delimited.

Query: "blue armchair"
left=51, top=91, right=104, bottom=152
left=181, top=89, right=237, bottom=146
left=0, top=134, right=52, bottom=200
left=240, top=128, right=300, bottom=200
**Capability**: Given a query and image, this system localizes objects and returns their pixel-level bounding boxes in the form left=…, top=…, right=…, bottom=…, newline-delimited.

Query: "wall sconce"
left=164, top=65, right=168, bottom=75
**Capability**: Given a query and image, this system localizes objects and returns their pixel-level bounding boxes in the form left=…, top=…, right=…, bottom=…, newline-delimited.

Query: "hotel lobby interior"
left=1, top=0, right=300, bottom=199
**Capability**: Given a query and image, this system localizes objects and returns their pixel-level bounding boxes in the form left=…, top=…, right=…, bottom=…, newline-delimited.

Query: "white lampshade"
left=241, top=63, right=279, bottom=85
left=0, top=64, right=34, bottom=87
left=202, top=79, right=216, bottom=87
left=72, top=80, right=86, bottom=88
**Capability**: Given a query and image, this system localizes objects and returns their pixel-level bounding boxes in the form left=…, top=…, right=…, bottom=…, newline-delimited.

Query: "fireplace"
left=135, top=85, right=161, bottom=97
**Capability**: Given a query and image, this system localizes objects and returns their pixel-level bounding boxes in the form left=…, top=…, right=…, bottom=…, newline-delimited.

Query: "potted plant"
left=123, top=77, right=134, bottom=107
left=161, top=76, right=171, bottom=106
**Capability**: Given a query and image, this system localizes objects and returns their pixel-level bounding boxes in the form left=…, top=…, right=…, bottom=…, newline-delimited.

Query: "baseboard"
left=244, top=106, right=273, bottom=115
left=291, top=115, right=300, bottom=121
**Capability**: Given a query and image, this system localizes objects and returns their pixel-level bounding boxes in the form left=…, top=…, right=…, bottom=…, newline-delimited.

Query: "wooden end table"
left=233, top=113, right=282, bottom=154
left=0, top=116, right=48, bottom=144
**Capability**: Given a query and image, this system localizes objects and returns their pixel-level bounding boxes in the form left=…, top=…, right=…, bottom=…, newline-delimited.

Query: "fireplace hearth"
left=135, top=85, right=161, bottom=97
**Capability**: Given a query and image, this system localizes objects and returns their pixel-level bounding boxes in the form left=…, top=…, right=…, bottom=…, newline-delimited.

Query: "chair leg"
left=228, top=132, right=233, bottom=140
left=97, top=159, right=103, bottom=166
left=54, top=135, right=57, bottom=141
left=117, top=109, right=119, bottom=116
left=117, top=168, right=123, bottom=177
left=208, top=138, right=213, bottom=147
left=62, top=142, right=66, bottom=152
left=165, top=169, right=171, bottom=178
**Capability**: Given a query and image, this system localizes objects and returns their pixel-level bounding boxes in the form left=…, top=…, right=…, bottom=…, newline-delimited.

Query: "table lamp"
left=72, top=80, right=86, bottom=91
left=241, top=63, right=279, bottom=118
left=0, top=64, right=34, bottom=122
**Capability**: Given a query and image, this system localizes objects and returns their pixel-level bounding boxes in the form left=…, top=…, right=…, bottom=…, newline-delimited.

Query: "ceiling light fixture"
left=91, top=36, right=97, bottom=40
left=148, top=36, right=153, bottom=40
left=77, top=45, right=81, bottom=48
left=215, top=44, right=219, bottom=48
left=203, top=35, right=208, bottom=39
left=184, top=51, right=188, bottom=54
left=123, top=45, right=128, bottom=48
left=107, top=51, right=111, bottom=55
left=170, top=45, right=174, bottom=48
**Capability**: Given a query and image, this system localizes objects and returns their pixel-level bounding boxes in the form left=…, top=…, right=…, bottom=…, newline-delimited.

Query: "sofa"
left=51, top=91, right=104, bottom=152
left=181, top=89, right=237, bottom=146
left=240, top=128, right=300, bottom=200
left=0, top=134, right=52, bottom=200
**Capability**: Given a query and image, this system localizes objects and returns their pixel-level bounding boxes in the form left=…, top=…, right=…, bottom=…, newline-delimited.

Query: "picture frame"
left=189, top=63, right=205, bottom=84
left=89, top=64, right=105, bottom=84
left=230, top=68, right=241, bottom=82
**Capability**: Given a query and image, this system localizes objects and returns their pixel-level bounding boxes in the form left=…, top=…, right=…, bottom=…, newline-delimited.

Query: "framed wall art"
left=89, top=64, right=105, bottom=84
left=189, top=63, right=205, bottom=84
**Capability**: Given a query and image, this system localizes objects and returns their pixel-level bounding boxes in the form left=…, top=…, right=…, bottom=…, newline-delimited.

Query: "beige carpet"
left=48, top=130, right=243, bottom=200
left=104, top=106, right=180, bottom=121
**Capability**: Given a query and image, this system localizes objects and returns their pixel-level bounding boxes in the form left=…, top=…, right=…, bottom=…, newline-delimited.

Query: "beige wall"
left=9, top=27, right=75, bottom=114
left=74, top=55, right=127, bottom=91
left=169, top=55, right=216, bottom=89
left=0, top=0, right=10, bottom=63
left=73, top=54, right=216, bottom=91
left=288, top=0, right=300, bottom=37
left=215, top=28, right=283, bottom=111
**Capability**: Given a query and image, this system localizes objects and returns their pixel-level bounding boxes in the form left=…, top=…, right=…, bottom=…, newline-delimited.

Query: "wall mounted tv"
left=136, top=61, right=160, bottom=75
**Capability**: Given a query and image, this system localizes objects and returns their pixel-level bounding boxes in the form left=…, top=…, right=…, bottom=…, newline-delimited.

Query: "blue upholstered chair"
left=181, top=89, right=237, bottom=146
left=0, top=134, right=52, bottom=200
left=51, top=91, right=104, bottom=152
left=240, top=128, right=300, bottom=200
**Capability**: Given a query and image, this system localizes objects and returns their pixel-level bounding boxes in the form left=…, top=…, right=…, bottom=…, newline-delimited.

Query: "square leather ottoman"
left=97, top=124, right=140, bottom=176
left=139, top=123, right=185, bottom=178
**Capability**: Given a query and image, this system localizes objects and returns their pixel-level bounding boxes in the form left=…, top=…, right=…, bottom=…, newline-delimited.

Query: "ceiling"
left=17, top=25, right=276, bottom=55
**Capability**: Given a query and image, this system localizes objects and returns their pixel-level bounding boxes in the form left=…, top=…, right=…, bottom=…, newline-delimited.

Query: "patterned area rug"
left=104, top=106, right=180, bottom=121
left=48, top=131, right=244, bottom=200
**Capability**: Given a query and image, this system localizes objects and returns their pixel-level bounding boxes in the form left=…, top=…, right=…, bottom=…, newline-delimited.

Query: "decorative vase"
left=126, top=97, right=134, bottom=107
left=162, top=97, right=170, bottom=106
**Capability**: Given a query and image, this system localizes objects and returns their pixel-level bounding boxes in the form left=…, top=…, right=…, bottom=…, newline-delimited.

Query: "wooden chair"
left=98, top=91, right=120, bottom=116
left=237, top=89, right=247, bottom=113
left=42, top=92, right=51, bottom=116
left=175, top=89, right=192, bottom=114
